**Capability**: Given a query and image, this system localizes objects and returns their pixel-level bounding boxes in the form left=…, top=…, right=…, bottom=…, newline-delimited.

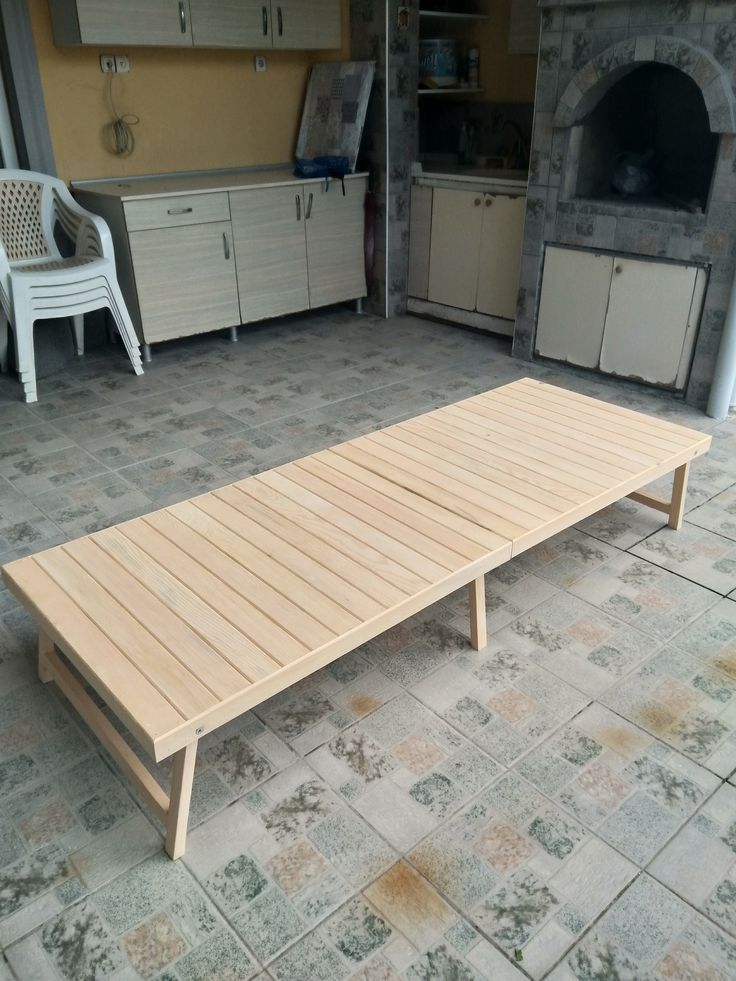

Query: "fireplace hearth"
left=575, top=64, right=718, bottom=213
left=514, top=0, right=736, bottom=407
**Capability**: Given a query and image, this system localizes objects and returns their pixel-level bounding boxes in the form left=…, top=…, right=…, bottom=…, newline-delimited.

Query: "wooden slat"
left=68, top=537, right=249, bottom=693
left=482, top=388, right=681, bottom=461
left=259, top=467, right=441, bottom=585
left=517, top=378, right=702, bottom=445
left=169, top=500, right=360, bottom=634
left=217, top=484, right=403, bottom=609
left=2, top=557, right=183, bottom=755
left=512, top=380, right=696, bottom=451
left=93, top=528, right=284, bottom=678
left=37, top=546, right=218, bottom=718
left=400, top=415, right=588, bottom=505
left=297, top=455, right=473, bottom=567
left=462, top=395, right=653, bottom=469
left=201, top=490, right=385, bottom=620
left=385, top=424, right=570, bottom=515
left=144, top=510, right=336, bottom=651
left=407, top=414, right=600, bottom=499
left=117, top=522, right=309, bottom=664
left=291, top=458, right=462, bottom=571
left=316, top=449, right=501, bottom=556
left=240, top=474, right=423, bottom=595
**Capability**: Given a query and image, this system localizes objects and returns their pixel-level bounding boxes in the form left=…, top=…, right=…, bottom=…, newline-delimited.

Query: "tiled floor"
left=1, top=308, right=736, bottom=980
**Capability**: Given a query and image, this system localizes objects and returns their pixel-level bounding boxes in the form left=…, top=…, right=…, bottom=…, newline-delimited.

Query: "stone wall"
left=515, top=0, right=736, bottom=406
left=351, top=0, right=418, bottom=317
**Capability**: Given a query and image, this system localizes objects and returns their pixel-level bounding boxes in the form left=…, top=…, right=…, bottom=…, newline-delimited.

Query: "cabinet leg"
left=355, top=297, right=364, bottom=315
left=229, top=325, right=239, bottom=343
left=142, top=344, right=152, bottom=363
left=468, top=576, right=487, bottom=651
left=165, top=741, right=197, bottom=860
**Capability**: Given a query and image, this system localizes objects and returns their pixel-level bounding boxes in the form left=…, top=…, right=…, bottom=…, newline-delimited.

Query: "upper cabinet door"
left=75, top=0, right=193, bottom=45
left=189, top=0, right=271, bottom=48
left=271, top=0, right=342, bottom=50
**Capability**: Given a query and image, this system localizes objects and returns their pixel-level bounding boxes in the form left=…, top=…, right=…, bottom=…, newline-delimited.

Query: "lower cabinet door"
left=600, top=257, right=701, bottom=388
left=428, top=189, right=483, bottom=311
left=536, top=246, right=613, bottom=369
left=476, top=194, right=525, bottom=320
left=230, top=186, right=309, bottom=322
left=305, top=177, right=367, bottom=308
left=129, top=221, right=240, bottom=343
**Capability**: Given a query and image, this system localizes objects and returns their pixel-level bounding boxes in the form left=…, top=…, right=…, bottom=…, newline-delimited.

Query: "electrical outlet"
left=253, top=55, right=267, bottom=73
left=100, top=54, right=116, bottom=74
left=115, top=55, right=130, bottom=73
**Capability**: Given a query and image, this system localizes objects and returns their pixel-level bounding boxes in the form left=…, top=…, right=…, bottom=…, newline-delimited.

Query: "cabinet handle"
left=615, top=264, right=623, bottom=274
left=167, top=206, right=193, bottom=215
left=223, top=233, right=231, bottom=260
left=262, top=4, right=268, bottom=35
left=306, top=192, right=314, bottom=219
left=277, top=6, right=283, bottom=36
left=178, top=1, right=187, bottom=34
left=474, top=198, right=482, bottom=206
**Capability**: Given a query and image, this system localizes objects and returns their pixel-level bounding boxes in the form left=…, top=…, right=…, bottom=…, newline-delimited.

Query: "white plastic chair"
left=0, top=169, right=143, bottom=402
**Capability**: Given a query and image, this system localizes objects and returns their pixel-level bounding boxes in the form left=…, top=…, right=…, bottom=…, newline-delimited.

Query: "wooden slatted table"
left=2, top=379, right=711, bottom=858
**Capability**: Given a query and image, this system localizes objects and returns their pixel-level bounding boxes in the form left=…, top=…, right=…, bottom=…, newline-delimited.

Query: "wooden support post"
left=468, top=576, right=487, bottom=651
left=38, top=630, right=53, bottom=684
left=669, top=462, right=690, bottom=531
left=165, top=741, right=198, bottom=861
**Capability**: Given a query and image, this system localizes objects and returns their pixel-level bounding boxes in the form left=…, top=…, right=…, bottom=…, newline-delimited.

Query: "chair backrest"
left=0, top=177, right=50, bottom=262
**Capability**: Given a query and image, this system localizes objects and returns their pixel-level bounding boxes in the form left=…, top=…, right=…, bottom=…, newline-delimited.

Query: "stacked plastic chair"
left=0, top=169, right=143, bottom=402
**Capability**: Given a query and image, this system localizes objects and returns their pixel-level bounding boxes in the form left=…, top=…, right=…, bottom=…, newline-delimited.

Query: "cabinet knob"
left=485, top=197, right=493, bottom=207
left=615, top=265, right=623, bottom=274
left=474, top=198, right=482, bottom=207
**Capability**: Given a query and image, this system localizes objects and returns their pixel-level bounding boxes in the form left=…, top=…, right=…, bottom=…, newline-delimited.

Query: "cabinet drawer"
left=124, top=193, right=230, bottom=232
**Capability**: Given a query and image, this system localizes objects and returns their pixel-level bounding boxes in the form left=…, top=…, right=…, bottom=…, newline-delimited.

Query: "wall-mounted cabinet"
left=535, top=246, right=707, bottom=391
left=48, top=0, right=341, bottom=49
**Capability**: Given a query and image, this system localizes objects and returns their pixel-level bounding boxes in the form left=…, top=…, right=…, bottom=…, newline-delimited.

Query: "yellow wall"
left=28, top=0, right=351, bottom=183
left=468, top=0, right=537, bottom=104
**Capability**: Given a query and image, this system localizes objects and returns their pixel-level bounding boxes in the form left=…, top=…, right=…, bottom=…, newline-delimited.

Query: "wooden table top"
left=2, top=379, right=711, bottom=761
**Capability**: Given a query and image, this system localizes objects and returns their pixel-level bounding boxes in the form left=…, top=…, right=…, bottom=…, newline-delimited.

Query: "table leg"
left=165, top=741, right=198, bottom=860
left=468, top=576, right=487, bottom=651
left=38, top=630, right=53, bottom=684
left=668, top=462, right=690, bottom=531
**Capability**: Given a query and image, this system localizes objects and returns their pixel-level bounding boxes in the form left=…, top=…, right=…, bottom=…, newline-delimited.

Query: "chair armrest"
left=0, top=239, right=11, bottom=316
left=51, top=185, right=115, bottom=262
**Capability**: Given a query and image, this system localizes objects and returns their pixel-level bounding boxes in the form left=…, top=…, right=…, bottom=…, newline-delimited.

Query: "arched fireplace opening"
left=575, top=63, right=718, bottom=213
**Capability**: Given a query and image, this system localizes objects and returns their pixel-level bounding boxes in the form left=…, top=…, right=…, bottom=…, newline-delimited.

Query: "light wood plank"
left=144, top=510, right=336, bottom=651
left=669, top=462, right=690, bottom=531
left=170, top=500, right=360, bottom=634
left=468, top=577, right=486, bottom=651
left=202, top=489, right=385, bottom=620
left=93, top=528, right=283, bottom=678
left=37, top=546, right=218, bottom=718
left=166, top=741, right=197, bottom=860
left=628, top=491, right=671, bottom=514
left=44, top=646, right=169, bottom=823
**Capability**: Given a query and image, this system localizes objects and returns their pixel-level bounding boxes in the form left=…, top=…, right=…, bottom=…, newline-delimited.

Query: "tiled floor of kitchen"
left=1, top=307, right=736, bottom=981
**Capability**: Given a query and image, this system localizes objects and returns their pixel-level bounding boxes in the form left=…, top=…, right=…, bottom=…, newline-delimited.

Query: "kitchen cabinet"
left=74, top=169, right=367, bottom=354
left=476, top=194, right=525, bottom=320
left=230, top=185, right=309, bottom=323
left=129, top=221, right=240, bottom=343
left=272, top=1, right=342, bottom=50
left=535, top=246, right=707, bottom=390
left=305, top=178, right=367, bottom=307
left=50, top=0, right=193, bottom=47
left=48, top=0, right=341, bottom=49
left=426, top=187, right=525, bottom=320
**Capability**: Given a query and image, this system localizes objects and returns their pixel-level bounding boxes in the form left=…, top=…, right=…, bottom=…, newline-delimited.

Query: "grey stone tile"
left=1, top=446, right=108, bottom=497
left=547, top=875, right=736, bottom=981
left=31, top=473, right=154, bottom=538
left=631, top=523, right=736, bottom=595
left=116, top=450, right=231, bottom=506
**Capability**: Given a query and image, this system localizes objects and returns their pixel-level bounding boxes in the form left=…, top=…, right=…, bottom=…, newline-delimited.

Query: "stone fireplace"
left=515, top=0, right=736, bottom=406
